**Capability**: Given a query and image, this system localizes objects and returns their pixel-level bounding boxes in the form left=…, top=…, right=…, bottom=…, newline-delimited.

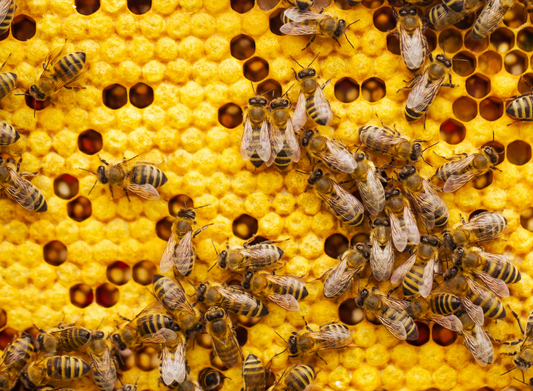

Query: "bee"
left=284, top=0, right=332, bottom=13
left=196, top=281, right=269, bottom=318
left=110, top=302, right=178, bottom=351
left=271, top=364, right=315, bottom=391
left=205, top=307, right=241, bottom=369
left=402, top=54, right=456, bottom=125
left=403, top=295, right=463, bottom=332
left=384, top=187, right=420, bottom=252
left=323, top=243, right=370, bottom=299
left=0, top=157, right=47, bottom=212
left=0, top=333, right=34, bottom=391
left=216, top=236, right=285, bottom=273
left=0, top=122, right=19, bottom=145
left=369, top=216, right=395, bottom=282
left=159, top=333, right=187, bottom=386
left=355, top=287, right=419, bottom=341
left=199, top=368, right=225, bottom=391
left=29, top=41, right=87, bottom=104
left=397, top=165, right=449, bottom=229
left=425, top=0, right=483, bottom=30
left=428, top=292, right=462, bottom=316
left=21, top=356, right=91, bottom=388
left=435, top=146, right=500, bottom=193
left=152, top=275, right=203, bottom=337
left=456, top=310, right=494, bottom=366
left=392, top=6, right=430, bottom=73
left=242, top=354, right=266, bottom=391
left=82, top=154, right=167, bottom=201
left=160, top=205, right=211, bottom=277
left=242, top=270, right=308, bottom=312
left=472, top=0, right=515, bottom=39
left=0, top=0, right=16, bottom=36
left=351, top=152, right=385, bottom=216
left=267, top=95, right=301, bottom=170
left=305, top=169, right=364, bottom=226
left=35, top=323, right=104, bottom=355
left=391, top=235, right=440, bottom=298
left=506, top=78, right=533, bottom=124
left=87, top=332, right=117, bottom=391
left=116, top=380, right=138, bottom=391
left=168, top=380, right=203, bottom=391
left=301, top=129, right=357, bottom=173
left=442, top=211, right=507, bottom=251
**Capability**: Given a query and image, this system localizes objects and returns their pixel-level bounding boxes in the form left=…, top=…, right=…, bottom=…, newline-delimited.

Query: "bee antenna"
left=211, top=239, right=219, bottom=256
left=289, top=55, right=304, bottom=69
left=193, top=204, right=210, bottom=210
left=283, top=84, right=295, bottom=97
left=308, top=52, right=320, bottom=67
left=422, top=141, right=439, bottom=152
left=274, top=330, right=288, bottom=344
left=295, top=170, right=309, bottom=175
left=513, top=377, right=528, bottom=385
left=260, top=88, right=275, bottom=97
left=207, top=262, right=218, bottom=272
left=88, top=179, right=98, bottom=195
left=344, top=33, right=354, bottom=49
left=134, top=378, right=139, bottom=386
left=501, top=367, right=517, bottom=376
left=182, top=195, right=187, bottom=209
left=421, top=156, right=433, bottom=167
left=251, top=81, right=257, bottom=95
left=78, top=168, right=97, bottom=175
left=347, top=19, right=359, bottom=28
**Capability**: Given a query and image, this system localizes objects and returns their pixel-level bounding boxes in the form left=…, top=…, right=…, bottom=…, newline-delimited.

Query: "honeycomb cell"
left=473, top=171, right=493, bottom=190
left=432, top=324, right=457, bottom=346
left=136, top=346, right=159, bottom=371
left=335, top=0, right=353, bottom=9
left=504, top=50, right=528, bottom=75
left=469, top=209, right=487, bottom=220
left=231, top=34, right=256, bottom=60
left=479, top=96, right=504, bottom=121
left=11, top=15, right=36, bottom=41
left=128, top=0, right=151, bottom=14
left=362, top=0, right=385, bottom=8
left=235, top=326, right=248, bottom=346
left=243, top=57, right=269, bottom=82
left=75, top=0, right=100, bottom=15
left=490, top=27, right=515, bottom=53
left=438, top=29, right=463, bottom=53
left=103, top=84, right=128, bottom=109
left=0, top=309, right=5, bottom=330
left=478, top=51, right=503, bottom=75
left=407, top=321, right=430, bottom=347
left=339, top=299, right=364, bottom=326
left=78, top=129, right=103, bottom=155
left=132, top=260, right=157, bottom=285
left=521, top=207, right=533, bottom=231
left=269, top=8, right=286, bottom=36
left=373, top=6, right=396, bottom=33
left=107, top=261, right=132, bottom=285
left=504, top=3, right=526, bottom=28
left=54, top=174, right=79, bottom=200
left=129, top=83, right=154, bottom=109
left=518, top=73, right=533, bottom=94
left=233, top=214, right=259, bottom=240
left=324, top=233, right=349, bottom=259
left=44, top=240, right=68, bottom=266
left=232, top=0, right=254, bottom=13
left=453, top=51, right=476, bottom=76
left=156, top=216, right=173, bottom=241
left=466, top=74, right=491, bottom=98
left=168, top=194, right=194, bottom=216
left=386, top=33, right=400, bottom=55
left=440, top=118, right=466, bottom=145
left=96, top=283, right=119, bottom=307
left=507, top=140, right=532, bottom=165
left=361, top=78, right=386, bottom=102
left=117, top=350, right=135, bottom=372
left=518, top=27, right=533, bottom=52
left=257, top=79, right=282, bottom=101
left=464, top=33, right=489, bottom=53
left=425, top=29, right=438, bottom=52
left=257, top=0, right=280, bottom=11
left=453, top=96, right=477, bottom=122
left=350, top=233, right=369, bottom=247
left=67, top=196, right=92, bottom=222
left=70, top=283, right=94, bottom=308
left=482, top=140, right=505, bottom=164
left=335, top=77, right=360, bottom=103
left=218, top=103, right=243, bottom=129
left=0, top=328, right=17, bottom=349
left=25, top=92, right=52, bottom=112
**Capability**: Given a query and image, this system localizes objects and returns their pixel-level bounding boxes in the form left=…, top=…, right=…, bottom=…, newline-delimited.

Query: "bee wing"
left=236, top=247, right=279, bottom=269
left=306, top=326, right=352, bottom=349
left=174, top=340, right=187, bottom=384
left=370, top=236, right=395, bottom=281
left=325, top=180, right=364, bottom=218
left=160, top=233, right=178, bottom=273
left=404, top=206, right=420, bottom=246
left=390, top=251, right=418, bottom=285
left=400, top=26, right=426, bottom=71
left=324, top=256, right=357, bottom=298
left=90, top=348, right=115, bottom=391
left=463, top=326, right=494, bottom=367
left=41, top=42, right=68, bottom=77
left=133, top=302, right=165, bottom=321
left=126, top=183, right=161, bottom=201
left=431, top=314, right=463, bottom=332
left=321, top=139, right=357, bottom=173
left=280, top=21, right=321, bottom=35
left=159, top=280, right=195, bottom=313
left=0, top=0, right=12, bottom=25
left=314, top=82, right=333, bottom=126
left=356, top=167, right=385, bottom=216
left=476, top=251, right=515, bottom=268
left=377, top=294, right=414, bottom=312
left=419, top=256, right=436, bottom=298
left=472, top=270, right=510, bottom=298
left=458, top=212, right=506, bottom=241
left=476, top=0, right=507, bottom=36
left=389, top=211, right=408, bottom=252
left=286, top=119, right=301, bottom=163
left=283, top=8, right=329, bottom=22
left=292, top=91, right=307, bottom=131
left=172, top=230, right=194, bottom=277
left=241, top=115, right=254, bottom=160
left=266, top=123, right=284, bottom=167
left=216, top=286, right=260, bottom=312
left=406, top=69, right=442, bottom=112
left=139, top=328, right=177, bottom=344
left=5, top=168, right=43, bottom=212
left=437, top=153, right=476, bottom=180
left=258, top=119, right=272, bottom=162
left=267, top=294, right=300, bottom=311
left=459, top=297, right=485, bottom=326
left=443, top=171, right=478, bottom=193
left=377, top=315, right=408, bottom=340
left=160, top=345, right=174, bottom=386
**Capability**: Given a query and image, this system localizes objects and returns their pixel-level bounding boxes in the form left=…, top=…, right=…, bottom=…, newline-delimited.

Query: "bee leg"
left=302, top=35, right=317, bottom=51
left=109, top=184, right=115, bottom=199
left=333, top=36, right=342, bottom=47
left=315, top=352, right=328, bottom=365
left=387, top=285, right=400, bottom=297
left=309, top=267, right=331, bottom=282
left=302, top=316, right=313, bottom=332
left=124, top=187, right=131, bottom=202
left=491, top=165, right=503, bottom=173
left=193, top=224, right=214, bottom=239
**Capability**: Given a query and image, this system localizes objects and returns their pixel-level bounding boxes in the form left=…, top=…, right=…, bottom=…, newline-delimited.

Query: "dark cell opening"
left=335, top=0, right=354, bottom=10
left=335, top=77, right=360, bottom=103
left=257, top=79, right=282, bottom=102
left=269, top=8, right=287, bottom=36
left=425, top=29, right=437, bottom=52
left=199, top=367, right=225, bottom=391
left=478, top=51, right=503, bottom=75
left=466, top=74, right=491, bottom=98
left=129, top=83, right=154, bottom=109
left=78, top=129, right=103, bottom=155
left=453, top=96, right=477, bottom=122
left=117, top=350, right=135, bottom=372
left=339, top=299, right=364, bottom=325
left=257, top=0, right=280, bottom=11
left=507, top=140, right=532, bottom=165
left=407, top=321, right=430, bottom=346
left=197, top=333, right=213, bottom=349
left=169, top=194, right=194, bottom=217
left=324, top=233, right=349, bottom=259
left=0, top=328, right=17, bottom=350
left=54, top=174, right=79, bottom=200
left=362, top=0, right=385, bottom=8
left=518, top=73, right=533, bottom=94
left=103, top=84, right=127, bottom=109
left=70, top=283, right=94, bottom=308
left=11, top=15, right=36, bottom=41
left=136, top=346, right=159, bottom=371
left=156, top=216, right=173, bottom=241
left=372, top=6, right=396, bottom=32
left=230, top=34, right=256, bottom=60
left=490, top=27, right=515, bottom=52
left=232, top=214, right=258, bottom=240
left=482, top=140, right=505, bottom=165
left=472, top=170, right=493, bottom=190
left=0, top=309, right=6, bottom=329
left=454, top=12, right=476, bottom=29
left=432, top=324, right=457, bottom=346
left=438, top=29, right=463, bottom=53
left=440, top=118, right=466, bottom=145
left=67, top=196, right=92, bottom=222
left=504, top=2, right=526, bottom=28
left=96, top=283, right=120, bottom=307
left=132, top=260, right=157, bottom=285
left=127, top=0, right=151, bottom=14
left=210, top=350, right=230, bottom=371
left=243, top=57, right=269, bottom=82
left=107, top=261, right=132, bottom=285
left=44, top=240, right=68, bottom=266
left=218, top=103, right=243, bottom=129
left=0, top=28, right=9, bottom=42
left=361, top=78, right=386, bottom=102
left=75, top=0, right=100, bottom=15
left=25, top=91, right=51, bottom=111
left=247, top=235, right=269, bottom=246
left=517, top=27, right=533, bottom=52
left=386, top=33, right=401, bottom=55
left=235, top=326, right=248, bottom=346
left=231, top=0, right=254, bottom=13
left=465, top=33, right=489, bottom=53
left=453, top=51, right=476, bottom=76
left=504, top=50, right=528, bottom=75
left=479, top=97, right=504, bottom=121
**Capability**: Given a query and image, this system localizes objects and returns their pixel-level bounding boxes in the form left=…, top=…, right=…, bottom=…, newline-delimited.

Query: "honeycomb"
left=1, top=0, right=533, bottom=389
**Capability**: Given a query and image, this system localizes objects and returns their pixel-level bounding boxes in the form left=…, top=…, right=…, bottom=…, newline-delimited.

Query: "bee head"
left=217, top=250, right=227, bottom=269
left=411, top=143, right=422, bottom=161
left=435, top=54, right=452, bottom=68
left=354, top=152, right=366, bottom=162
left=21, top=372, right=36, bottom=389
left=301, top=129, right=316, bottom=147
left=94, top=330, right=105, bottom=339
left=178, top=208, right=196, bottom=220
left=249, top=96, right=268, bottom=106
left=288, top=335, right=299, bottom=356
left=29, top=84, right=46, bottom=101
left=483, top=146, right=499, bottom=165
left=97, top=165, right=108, bottom=184
left=205, top=308, right=225, bottom=322
left=334, top=19, right=347, bottom=37
left=356, top=243, right=371, bottom=259
left=242, top=271, right=254, bottom=290
left=111, top=333, right=127, bottom=351
left=299, top=68, right=316, bottom=80
left=398, top=165, right=416, bottom=181
left=443, top=266, right=458, bottom=281
left=308, top=169, right=323, bottom=185
left=453, top=247, right=465, bottom=265
left=197, top=283, right=207, bottom=302
left=270, top=97, right=290, bottom=110
left=356, top=288, right=369, bottom=307
left=385, top=187, right=401, bottom=199
left=442, top=230, right=456, bottom=250
left=515, top=356, right=532, bottom=371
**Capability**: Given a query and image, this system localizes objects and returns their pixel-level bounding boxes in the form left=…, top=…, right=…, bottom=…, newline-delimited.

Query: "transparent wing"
left=285, top=119, right=301, bottom=163
left=0, top=0, right=12, bottom=25
left=5, top=169, right=42, bottom=211
left=378, top=294, right=414, bottom=312
left=356, top=167, right=385, bottom=216
left=241, top=116, right=254, bottom=160
left=283, top=8, right=329, bottom=22
left=320, top=139, right=357, bottom=173
left=314, top=82, right=333, bottom=126
left=404, top=206, right=421, bottom=246
left=139, top=328, right=177, bottom=344
left=160, top=232, right=178, bottom=273
left=268, top=294, right=300, bottom=311
left=389, top=212, right=408, bottom=252
left=390, top=252, right=418, bottom=285
left=406, top=69, right=443, bottom=112
left=158, top=279, right=195, bottom=313
left=463, top=326, right=494, bottom=366
left=41, top=43, right=68, bottom=79
left=235, top=247, right=280, bottom=269
left=172, top=230, right=194, bottom=276
left=436, top=153, right=476, bottom=181
left=174, top=341, right=187, bottom=384
left=292, top=91, right=307, bottom=131
left=266, top=123, right=284, bottom=167
left=325, top=181, right=365, bottom=218
left=324, top=256, right=357, bottom=298
left=472, top=270, right=509, bottom=298
left=258, top=120, right=272, bottom=162
left=280, top=22, right=321, bottom=35
left=431, top=314, right=463, bottom=332
left=370, top=237, right=394, bottom=281
left=127, top=183, right=161, bottom=201
left=459, top=297, right=485, bottom=326
left=305, top=325, right=352, bottom=349
left=459, top=212, right=507, bottom=241
left=400, top=26, right=426, bottom=70
left=476, top=0, right=507, bottom=37
left=419, top=256, right=436, bottom=298
left=217, top=286, right=260, bottom=312
left=90, top=348, right=115, bottom=391
left=443, top=172, right=477, bottom=193
left=377, top=315, right=407, bottom=340
left=161, top=345, right=176, bottom=386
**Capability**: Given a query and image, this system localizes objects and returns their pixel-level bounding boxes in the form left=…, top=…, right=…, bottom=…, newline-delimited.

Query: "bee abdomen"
left=132, top=165, right=167, bottom=188
left=0, top=1, right=16, bottom=35
left=58, top=328, right=91, bottom=351
left=403, top=264, right=424, bottom=296
left=55, top=52, right=86, bottom=81
left=472, top=292, right=506, bottom=319
left=286, top=365, right=315, bottom=391
left=507, top=95, right=533, bottom=120
left=4, top=334, right=34, bottom=371
left=485, top=262, right=521, bottom=284
left=405, top=106, right=423, bottom=122
left=306, top=97, right=328, bottom=126
left=92, top=361, right=116, bottom=391
left=46, top=356, right=91, bottom=380
left=274, top=147, right=291, bottom=170
left=0, top=122, right=19, bottom=145
left=429, top=293, right=461, bottom=315
left=0, top=71, right=16, bottom=100
left=138, top=314, right=177, bottom=335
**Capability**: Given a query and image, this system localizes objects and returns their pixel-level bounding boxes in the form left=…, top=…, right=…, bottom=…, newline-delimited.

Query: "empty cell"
left=75, top=0, right=100, bottom=15
left=70, top=283, right=94, bottom=308
left=432, top=324, right=457, bottom=346
left=257, top=79, right=282, bottom=101
left=269, top=8, right=286, bottom=36
left=156, top=216, right=173, bottom=241
left=231, top=0, right=254, bottom=13
left=0, top=29, right=9, bottom=42
left=11, top=15, right=35, bottom=41
left=425, top=29, right=437, bottom=52
left=136, top=346, right=159, bottom=371
left=117, top=350, right=135, bottom=372
left=127, top=0, right=151, bottom=14
left=440, top=118, right=466, bottom=145
left=243, top=57, right=269, bottom=82
left=507, top=140, right=531, bottom=165
left=103, top=84, right=127, bottom=109
left=518, top=73, right=533, bottom=94
left=67, top=196, right=92, bottom=222
left=361, top=77, right=386, bottom=102
left=466, top=74, right=491, bottom=98
left=362, top=0, right=385, bottom=8
left=407, top=321, right=430, bottom=346
left=230, top=34, right=256, bottom=60
left=168, top=194, right=194, bottom=217
left=324, top=233, right=349, bottom=259
left=479, top=96, right=504, bottom=121
left=438, top=29, right=463, bottom=53
left=453, top=96, right=477, bottom=122
left=197, top=333, right=213, bottom=350
left=386, top=33, right=401, bottom=55
left=199, top=367, right=225, bottom=391
left=453, top=51, right=476, bottom=76
left=338, top=299, right=364, bottom=325
left=232, top=214, right=258, bottom=240
left=129, top=83, right=153, bottom=109
left=257, top=0, right=280, bottom=11
left=373, top=6, right=396, bottom=32
left=472, top=170, right=493, bottom=189
left=505, top=50, right=529, bottom=75
left=478, top=50, right=503, bottom=75
left=218, top=103, right=243, bottom=128
left=490, top=27, right=515, bottom=53
left=464, top=33, right=489, bottom=53
left=247, top=235, right=268, bottom=246
left=96, top=283, right=119, bottom=307
left=504, top=3, right=526, bottom=28
left=107, top=261, right=132, bottom=286
left=54, top=174, right=79, bottom=200
left=521, top=207, right=533, bottom=231
left=78, top=129, right=103, bottom=155
left=469, top=209, right=488, bottom=220
left=482, top=140, right=505, bottom=164
left=132, top=260, right=157, bottom=286
left=518, top=28, right=533, bottom=52
left=235, top=326, right=248, bottom=346
left=334, top=77, right=360, bottom=103
left=44, top=240, right=68, bottom=266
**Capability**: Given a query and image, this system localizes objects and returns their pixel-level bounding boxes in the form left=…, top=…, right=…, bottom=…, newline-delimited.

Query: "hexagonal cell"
left=438, top=29, right=463, bottom=53
left=335, top=77, right=360, bottom=103
left=54, top=174, right=79, bottom=200
left=11, top=15, right=35, bottom=41
left=505, top=50, right=529, bottom=75
left=453, top=51, right=476, bottom=76
left=257, top=79, right=282, bottom=101
left=230, top=34, right=256, bottom=60
left=43, top=240, right=68, bottom=267
left=521, top=207, right=533, bottom=231
left=350, top=232, right=369, bottom=247
left=386, top=33, right=401, bottom=55
left=129, top=83, right=153, bottom=109
left=0, top=328, right=17, bottom=349
left=235, top=326, right=248, bottom=346
left=269, top=8, right=286, bottom=36
left=70, top=283, right=94, bottom=308
left=464, top=33, right=489, bottom=53
left=478, top=50, right=503, bottom=75
left=507, top=140, right=532, bottom=165
left=504, top=2, right=526, bottom=28
left=325, top=233, right=349, bottom=258
left=233, top=214, right=259, bottom=240
left=25, top=90, right=51, bottom=111
left=518, top=73, right=533, bottom=94
left=197, top=333, right=213, bottom=350
left=107, top=261, right=132, bottom=286
left=361, top=77, right=386, bottom=102
left=432, top=324, right=457, bottom=346
left=407, top=321, right=430, bottom=346
left=373, top=6, right=396, bottom=32
left=132, top=260, right=157, bottom=286
left=339, top=299, right=364, bottom=325
left=243, top=57, right=269, bottom=82
left=136, top=346, right=159, bottom=371
left=453, top=96, right=477, bottom=122
left=440, top=118, right=466, bottom=145
left=96, top=283, right=119, bottom=307
left=335, top=0, right=354, bottom=9
left=490, top=27, right=515, bottom=53
left=78, top=129, right=103, bottom=155
left=425, top=29, right=437, bottom=52
left=127, top=0, right=151, bottom=14
left=518, top=27, right=533, bottom=52
left=466, top=74, right=491, bottom=98
left=362, top=0, right=385, bottom=8
left=479, top=96, right=504, bottom=121
left=103, top=84, right=127, bottom=109
left=473, top=170, right=493, bottom=189
left=168, top=194, right=193, bottom=216
left=218, top=103, right=243, bottom=129
left=482, top=140, right=505, bottom=164
left=67, top=196, right=92, bottom=222
left=199, top=368, right=226, bottom=391
left=257, top=0, right=280, bottom=11
left=117, top=350, right=135, bottom=372
left=75, top=0, right=100, bottom=14
left=232, top=0, right=254, bottom=13
left=156, top=216, right=173, bottom=241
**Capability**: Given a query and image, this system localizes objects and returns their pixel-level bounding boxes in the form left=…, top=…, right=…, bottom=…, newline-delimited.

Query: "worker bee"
left=196, top=282, right=269, bottom=318
left=199, top=368, right=225, bottom=391
left=0, top=0, right=16, bottom=36
left=428, top=292, right=462, bottom=315
left=216, top=236, right=285, bottom=273
left=402, top=54, right=456, bottom=125
left=369, top=216, right=395, bottom=282
left=35, top=323, right=104, bottom=356
left=456, top=311, right=494, bottom=366
left=305, top=169, right=364, bottom=226
left=442, top=211, right=507, bottom=251
left=87, top=332, right=117, bottom=391
left=384, top=187, right=420, bottom=252
left=242, top=270, right=308, bottom=311
left=21, top=356, right=91, bottom=388
left=160, top=205, right=211, bottom=277
left=159, top=333, right=187, bottom=387
left=351, top=152, right=385, bottom=216
left=391, top=235, right=440, bottom=298
left=116, top=380, right=138, bottom=391
left=392, top=6, right=430, bottom=73
left=0, top=122, right=19, bottom=145
left=168, top=380, right=203, bottom=391
left=0, top=333, right=34, bottom=391
left=397, top=165, right=449, bottom=229
left=82, top=154, right=167, bottom=201
left=506, top=77, right=533, bottom=124
left=425, top=0, right=483, bottom=30
left=205, top=307, right=242, bottom=369
left=284, top=0, right=332, bottom=13
left=472, top=0, right=515, bottom=39
left=323, top=243, right=370, bottom=299
left=242, top=354, right=266, bottom=391
left=0, top=156, right=47, bottom=212
left=403, top=295, right=463, bottom=332
left=355, top=287, right=419, bottom=341
left=267, top=95, right=301, bottom=170
left=302, top=129, right=357, bottom=173
left=152, top=275, right=203, bottom=337
left=271, top=364, right=315, bottom=391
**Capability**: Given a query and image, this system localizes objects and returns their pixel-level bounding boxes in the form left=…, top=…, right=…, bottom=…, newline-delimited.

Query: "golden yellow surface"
left=0, top=0, right=533, bottom=390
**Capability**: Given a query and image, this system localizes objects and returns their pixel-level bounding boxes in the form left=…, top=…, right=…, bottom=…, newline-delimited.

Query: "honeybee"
left=160, top=205, right=211, bottom=277
left=397, top=165, right=449, bottom=229
left=323, top=243, right=370, bottom=299
left=242, top=270, right=308, bottom=311
left=159, top=333, right=187, bottom=386
left=199, top=368, right=225, bottom=391
left=392, top=6, right=430, bottom=73
left=427, top=292, right=462, bottom=315
left=242, top=354, right=266, bottom=391
left=284, top=0, right=332, bottom=13
left=425, top=0, right=483, bottom=30
left=271, top=364, right=315, bottom=391
left=442, top=211, right=507, bottom=251
left=116, top=380, right=138, bottom=391
left=0, top=0, right=16, bottom=36
left=456, top=310, right=494, bottom=366
left=472, top=0, right=515, bottom=39
left=35, top=323, right=104, bottom=356
left=305, top=169, right=364, bottom=226
left=0, top=157, right=47, bottom=212
left=302, top=129, right=357, bottom=173
left=384, top=187, right=420, bottom=252
left=506, top=78, right=533, bottom=124
left=0, top=333, right=34, bottom=391
left=196, top=282, right=269, bottom=318
left=351, top=152, right=385, bottom=216
left=402, top=54, right=456, bottom=125
left=391, top=235, right=440, bottom=298
left=355, top=287, right=419, bottom=341
left=216, top=236, right=285, bottom=273
left=87, top=332, right=117, bottom=391
left=82, top=154, right=167, bottom=201
left=152, top=275, right=203, bottom=337
left=168, top=380, right=202, bottom=391
left=21, top=356, right=91, bottom=388
left=267, top=95, right=301, bottom=170
left=369, top=216, right=395, bottom=282
left=0, top=122, right=19, bottom=145
left=404, top=295, right=463, bottom=332
left=205, top=307, right=242, bottom=369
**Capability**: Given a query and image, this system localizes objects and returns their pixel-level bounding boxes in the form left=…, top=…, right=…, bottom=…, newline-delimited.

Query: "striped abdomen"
left=274, top=139, right=291, bottom=170
left=405, top=106, right=423, bottom=122
left=284, top=364, right=315, bottom=391
left=484, top=260, right=521, bottom=284
left=403, top=263, right=425, bottom=296
left=306, top=96, right=328, bottom=126
left=429, top=293, right=461, bottom=315
left=153, top=274, right=187, bottom=310
left=436, top=159, right=474, bottom=181
left=471, top=289, right=506, bottom=319
left=359, top=126, right=393, bottom=154
left=0, top=1, right=16, bottom=35
left=56, top=327, right=91, bottom=351
left=507, top=95, right=533, bottom=120
left=380, top=306, right=418, bottom=340
left=272, top=278, right=308, bottom=301
left=0, top=71, right=16, bottom=100
left=211, top=321, right=240, bottom=368
left=0, top=122, right=19, bottom=145
left=92, top=360, right=116, bottom=391
left=318, top=323, right=351, bottom=348
left=433, top=198, right=449, bottom=228
left=2, top=334, right=34, bottom=372
left=15, top=182, right=47, bottom=212
left=323, top=192, right=364, bottom=226
left=137, top=314, right=177, bottom=336
left=243, top=354, right=265, bottom=391
left=131, top=165, right=167, bottom=188
left=249, top=128, right=263, bottom=168
left=45, top=356, right=91, bottom=380
left=246, top=244, right=283, bottom=269
left=221, top=287, right=268, bottom=317
left=53, top=52, right=86, bottom=84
